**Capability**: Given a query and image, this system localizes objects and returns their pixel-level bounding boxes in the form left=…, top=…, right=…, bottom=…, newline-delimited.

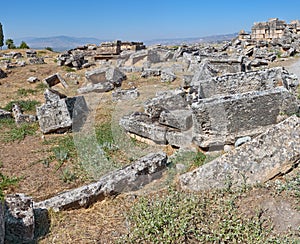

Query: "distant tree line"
left=0, top=22, right=30, bottom=49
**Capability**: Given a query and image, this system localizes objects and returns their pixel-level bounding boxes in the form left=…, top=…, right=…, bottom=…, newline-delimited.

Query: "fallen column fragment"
left=34, top=152, right=168, bottom=211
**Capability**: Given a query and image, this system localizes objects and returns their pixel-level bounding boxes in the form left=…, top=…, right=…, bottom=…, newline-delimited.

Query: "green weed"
left=3, top=100, right=40, bottom=112
left=3, top=122, right=38, bottom=142
left=17, top=88, right=37, bottom=97
left=0, top=172, right=19, bottom=201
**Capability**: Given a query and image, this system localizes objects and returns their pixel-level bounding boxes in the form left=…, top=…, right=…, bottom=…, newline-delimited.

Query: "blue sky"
left=1, top=0, right=300, bottom=41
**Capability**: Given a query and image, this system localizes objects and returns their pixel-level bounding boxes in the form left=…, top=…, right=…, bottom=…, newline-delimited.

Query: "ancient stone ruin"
left=120, top=66, right=299, bottom=149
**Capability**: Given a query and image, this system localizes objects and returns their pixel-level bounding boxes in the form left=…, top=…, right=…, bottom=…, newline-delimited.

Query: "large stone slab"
left=192, top=87, right=299, bottom=148
left=159, top=109, right=192, bottom=131
left=198, top=67, right=298, bottom=99
left=120, top=112, right=168, bottom=144
left=36, top=95, right=88, bottom=134
left=34, top=152, right=168, bottom=211
left=180, top=115, right=300, bottom=191
left=43, top=73, right=68, bottom=88
left=85, top=67, right=126, bottom=87
left=144, top=89, right=188, bottom=119
left=5, top=194, right=35, bottom=243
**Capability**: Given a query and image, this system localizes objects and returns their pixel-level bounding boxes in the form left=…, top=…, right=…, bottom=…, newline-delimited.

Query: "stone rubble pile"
left=120, top=66, right=299, bottom=149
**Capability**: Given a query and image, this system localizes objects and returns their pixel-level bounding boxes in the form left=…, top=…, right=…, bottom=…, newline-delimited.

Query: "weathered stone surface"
left=0, top=69, right=7, bottom=79
left=180, top=115, right=300, bottom=191
left=34, top=152, right=168, bottom=211
left=112, top=88, right=139, bottom=100
left=0, top=202, right=4, bottom=244
left=166, top=129, right=193, bottom=148
left=5, top=194, right=35, bottom=243
left=43, top=73, right=68, bottom=88
left=141, top=68, right=161, bottom=78
left=234, top=136, right=251, bottom=147
left=12, top=104, right=37, bottom=124
left=85, top=67, right=126, bottom=87
left=27, top=76, right=39, bottom=83
left=36, top=100, right=72, bottom=133
left=190, top=60, right=218, bottom=86
left=77, top=82, right=114, bottom=94
left=144, top=89, right=188, bottom=118
left=159, top=109, right=192, bottom=131
left=26, top=50, right=37, bottom=58
left=192, top=87, right=298, bottom=148
left=28, top=57, right=45, bottom=64
left=36, top=95, right=88, bottom=134
left=0, top=109, right=11, bottom=120
left=161, top=69, right=176, bottom=82
left=120, top=112, right=168, bottom=144
left=197, top=67, right=293, bottom=99
left=44, top=88, right=67, bottom=103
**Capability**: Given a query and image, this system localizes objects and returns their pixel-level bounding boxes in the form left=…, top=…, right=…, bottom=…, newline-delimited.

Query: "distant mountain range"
left=13, top=33, right=238, bottom=51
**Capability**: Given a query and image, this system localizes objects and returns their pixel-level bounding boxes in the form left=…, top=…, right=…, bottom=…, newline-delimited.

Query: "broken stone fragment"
left=0, top=69, right=7, bottom=79
left=192, top=87, right=299, bottom=148
left=12, top=104, right=37, bottom=124
left=36, top=95, right=88, bottom=134
left=161, top=69, right=176, bottom=82
left=5, top=194, right=35, bottom=243
left=0, top=109, right=12, bottom=120
left=27, top=76, right=39, bottom=83
left=112, top=88, right=139, bottom=101
left=43, top=73, right=68, bottom=88
left=144, top=89, right=188, bottom=119
left=34, top=152, right=168, bottom=211
left=85, top=67, right=126, bottom=87
left=180, top=115, right=300, bottom=191
left=120, top=112, right=168, bottom=144
left=159, top=109, right=192, bottom=131
left=44, top=88, right=67, bottom=103
left=77, top=82, right=114, bottom=94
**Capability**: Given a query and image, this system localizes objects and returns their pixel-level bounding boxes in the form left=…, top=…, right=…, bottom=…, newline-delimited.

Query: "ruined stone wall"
left=192, top=87, right=298, bottom=147
left=198, top=67, right=289, bottom=99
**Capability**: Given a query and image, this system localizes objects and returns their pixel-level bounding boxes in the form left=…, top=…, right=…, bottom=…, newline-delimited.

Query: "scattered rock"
left=180, top=115, right=300, bottom=191
left=120, top=112, right=168, bottom=144
left=161, top=69, right=176, bottom=82
left=34, top=152, right=168, bottom=211
left=27, top=76, right=39, bottom=83
left=43, top=73, right=68, bottom=88
left=36, top=94, right=88, bottom=134
left=26, top=50, right=37, bottom=58
left=234, top=136, right=251, bottom=147
left=112, top=88, right=139, bottom=100
left=5, top=194, right=35, bottom=243
left=0, top=109, right=12, bottom=120
left=28, top=57, right=45, bottom=64
left=141, top=68, right=161, bottom=78
left=159, top=109, right=192, bottom=131
left=0, top=69, right=7, bottom=79
left=12, top=104, right=37, bottom=124
left=144, top=89, right=188, bottom=118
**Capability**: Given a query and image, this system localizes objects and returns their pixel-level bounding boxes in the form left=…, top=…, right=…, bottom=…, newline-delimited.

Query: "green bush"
left=121, top=188, right=290, bottom=243
left=19, top=41, right=29, bottom=49
left=3, top=100, right=40, bottom=112
left=0, top=172, right=19, bottom=200
left=3, top=122, right=38, bottom=142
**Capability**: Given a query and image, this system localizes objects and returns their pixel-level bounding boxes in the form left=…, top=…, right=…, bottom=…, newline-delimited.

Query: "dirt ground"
left=0, top=50, right=299, bottom=243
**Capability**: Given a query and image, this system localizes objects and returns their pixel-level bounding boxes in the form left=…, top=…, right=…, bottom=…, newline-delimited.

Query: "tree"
left=0, top=23, right=3, bottom=50
left=19, top=41, right=29, bottom=49
left=5, top=39, right=16, bottom=49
